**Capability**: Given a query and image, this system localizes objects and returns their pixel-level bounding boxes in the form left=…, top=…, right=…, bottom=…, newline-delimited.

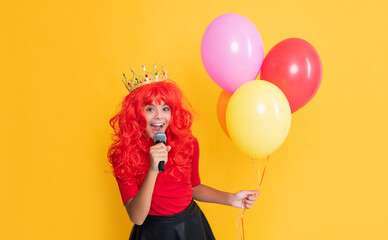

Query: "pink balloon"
left=201, top=13, right=264, bottom=93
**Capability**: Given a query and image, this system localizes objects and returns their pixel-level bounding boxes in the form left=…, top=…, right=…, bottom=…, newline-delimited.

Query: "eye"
left=163, top=106, right=170, bottom=111
left=146, top=107, right=154, bottom=112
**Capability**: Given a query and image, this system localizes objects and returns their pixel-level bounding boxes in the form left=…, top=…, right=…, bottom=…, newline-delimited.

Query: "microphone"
left=153, top=132, right=167, bottom=172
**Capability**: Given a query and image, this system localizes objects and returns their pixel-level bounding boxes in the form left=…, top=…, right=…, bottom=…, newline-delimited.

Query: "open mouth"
left=150, top=123, right=164, bottom=132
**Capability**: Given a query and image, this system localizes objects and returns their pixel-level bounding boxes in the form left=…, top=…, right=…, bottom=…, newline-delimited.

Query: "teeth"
left=151, top=123, right=163, bottom=127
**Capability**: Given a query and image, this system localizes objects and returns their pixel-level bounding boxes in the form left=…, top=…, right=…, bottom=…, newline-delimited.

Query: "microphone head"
left=153, top=132, right=167, bottom=144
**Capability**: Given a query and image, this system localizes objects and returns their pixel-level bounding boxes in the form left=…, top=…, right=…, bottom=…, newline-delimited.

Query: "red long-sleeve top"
left=116, top=139, right=201, bottom=216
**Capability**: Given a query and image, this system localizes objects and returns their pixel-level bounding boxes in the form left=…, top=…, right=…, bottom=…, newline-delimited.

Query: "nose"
left=154, top=109, right=163, bottom=120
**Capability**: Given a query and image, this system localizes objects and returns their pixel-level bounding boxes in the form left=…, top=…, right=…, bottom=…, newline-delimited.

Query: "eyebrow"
left=144, top=103, right=169, bottom=107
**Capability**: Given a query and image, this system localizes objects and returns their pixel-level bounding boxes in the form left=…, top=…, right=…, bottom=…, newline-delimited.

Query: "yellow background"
left=1, top=0, right=387, bottom=239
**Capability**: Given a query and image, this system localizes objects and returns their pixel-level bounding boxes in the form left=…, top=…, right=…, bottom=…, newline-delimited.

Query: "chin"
left=145, top=129, right=165, bottom=139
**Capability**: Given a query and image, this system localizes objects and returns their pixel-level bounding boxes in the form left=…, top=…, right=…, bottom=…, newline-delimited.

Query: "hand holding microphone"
left=152, top=132, right=170, bottom=172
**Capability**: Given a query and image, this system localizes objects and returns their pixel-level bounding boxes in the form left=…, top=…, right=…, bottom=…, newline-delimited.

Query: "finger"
left=151, top=143, right=167, bottom=150
left=240, top=190, right=259, bottom=197
left=152, top=148, right=170, bottom=156
left=153, top=153, right=169, bottom=160
left=154, top=143, right=167, bottom=147
left=246, top=192, right=259, bottom=198
left=248, top=190, right=259, bottom=196
left=156, top=151, right=169, bottom=158
left=245, top=200, right=255, bottom=206
left=247, top=195, right=257, bottom=201
left=245, top=204, right=252, bottom=209
left=150, top=151, right=168, bottom=160
left=151, top=146, right=169, bottom=154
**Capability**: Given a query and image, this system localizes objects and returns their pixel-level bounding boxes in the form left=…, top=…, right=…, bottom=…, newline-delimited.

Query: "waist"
left=146, top=200, right=198, bottom=222
left=148, top=188, right=194, bottom=216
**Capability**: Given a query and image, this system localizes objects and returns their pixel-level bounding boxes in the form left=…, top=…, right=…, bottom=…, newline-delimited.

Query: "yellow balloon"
left=226, top=80, right=291, bottom=158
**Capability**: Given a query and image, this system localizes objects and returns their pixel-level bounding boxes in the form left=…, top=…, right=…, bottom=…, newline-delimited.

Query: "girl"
left=108, top=68, right=258, bottom=239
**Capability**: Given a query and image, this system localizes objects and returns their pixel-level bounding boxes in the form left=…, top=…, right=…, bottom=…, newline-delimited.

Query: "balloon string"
left=251, top=158, right=259, bottom=191
left=235, top=204, right=244, bottom=240
left=237, top=155, right=270, bottom=240
left=259, top=155, right=270, bottom=187
left=241, top=207, right=246, bottom=240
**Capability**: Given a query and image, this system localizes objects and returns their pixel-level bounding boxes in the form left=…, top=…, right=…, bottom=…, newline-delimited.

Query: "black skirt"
left=129, top=200, right=215, bottom=240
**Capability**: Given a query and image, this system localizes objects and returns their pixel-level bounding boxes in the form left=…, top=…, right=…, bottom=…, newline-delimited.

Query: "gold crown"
left=122, top=63, right=168, bottom=92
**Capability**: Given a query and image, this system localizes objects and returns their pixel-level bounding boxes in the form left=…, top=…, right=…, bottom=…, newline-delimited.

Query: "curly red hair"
left=108, top=80, right=195, bottom=186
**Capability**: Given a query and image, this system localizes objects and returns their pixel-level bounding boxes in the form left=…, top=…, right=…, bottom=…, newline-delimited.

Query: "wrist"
left=146, top=168, right=159, bottom=178
left=227, top=192, right=235, bottom=207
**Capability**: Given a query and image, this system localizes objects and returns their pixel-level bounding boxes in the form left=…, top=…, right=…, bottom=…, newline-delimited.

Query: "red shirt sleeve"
left=116, top=176, right=138, bottom=205
left=191, top=138, right=201, bottom=187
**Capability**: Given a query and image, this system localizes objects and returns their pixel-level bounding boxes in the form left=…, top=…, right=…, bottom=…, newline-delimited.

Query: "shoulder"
left=193, top=136, right=199, bottom=145
left=191, top=136, right=199, bottom=151
left=192, top=137, right=200, bottom=158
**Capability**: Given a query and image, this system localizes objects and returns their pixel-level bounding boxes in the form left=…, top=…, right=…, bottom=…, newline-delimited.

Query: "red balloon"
left=260, top=38, right=322, bottom=113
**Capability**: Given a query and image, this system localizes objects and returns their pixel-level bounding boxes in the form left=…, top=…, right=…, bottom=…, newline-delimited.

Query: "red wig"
left=108, top=80, right=195, bottom=186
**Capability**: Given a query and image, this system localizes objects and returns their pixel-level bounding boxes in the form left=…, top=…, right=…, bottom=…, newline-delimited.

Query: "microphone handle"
left=154, top=139, right=166, bottom=172
left=158, top=161, right=165, bottom=172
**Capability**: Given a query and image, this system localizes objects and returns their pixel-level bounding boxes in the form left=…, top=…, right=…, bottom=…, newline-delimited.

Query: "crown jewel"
left=122, top=63, right=167, bottom=92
